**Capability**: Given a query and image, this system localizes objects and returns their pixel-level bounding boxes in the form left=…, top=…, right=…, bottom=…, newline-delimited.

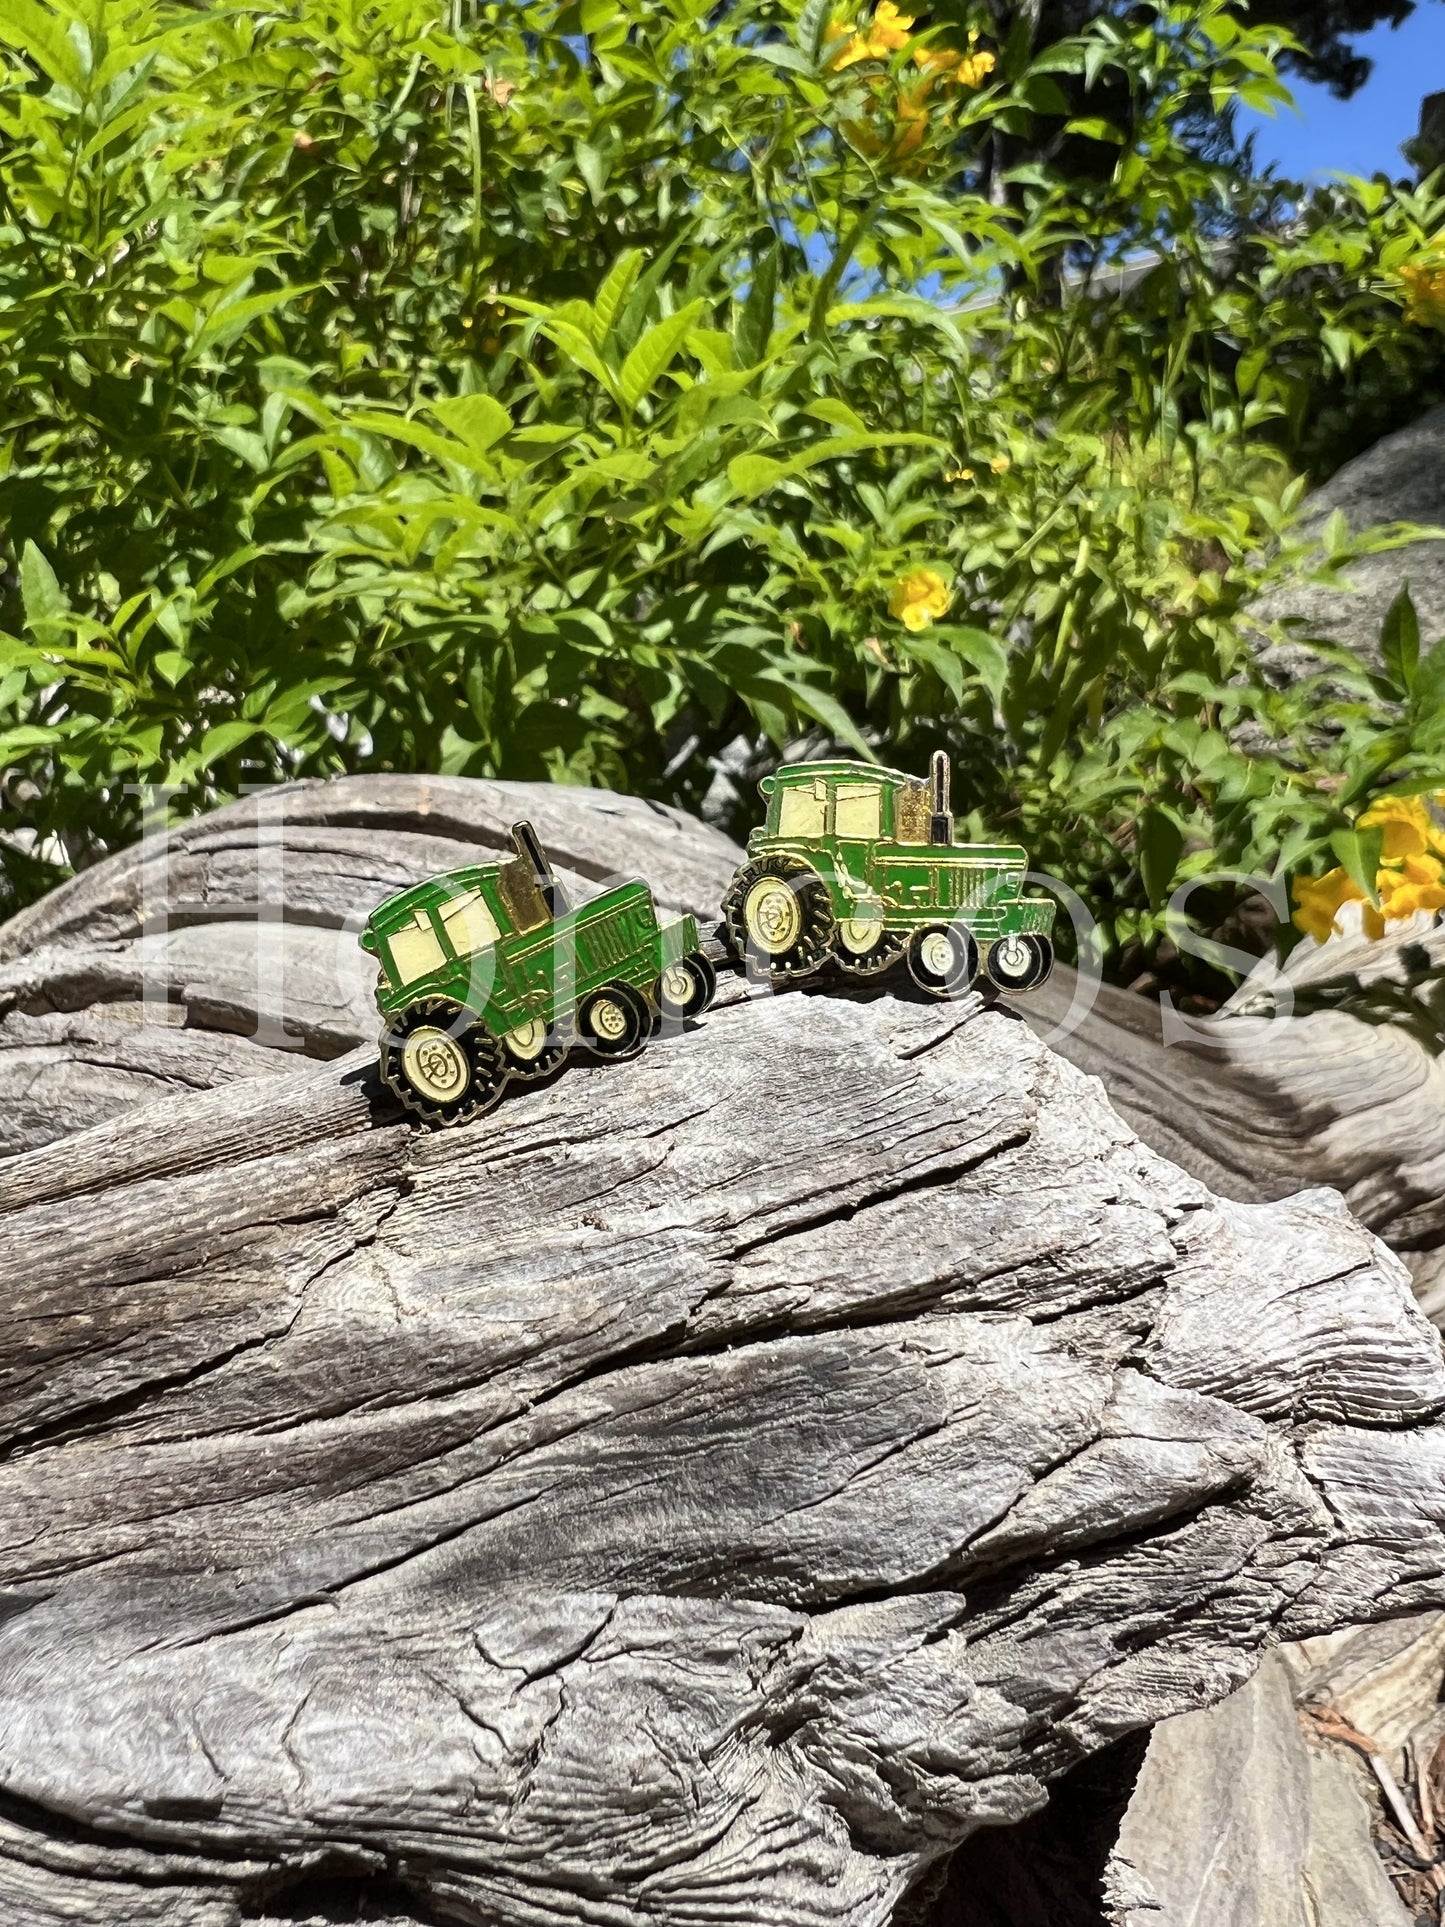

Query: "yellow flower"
left=826, top=1, right=914, bottom=68
left=868, top=1, right=915, bottom=50
left=945, top=466, right=975, bottom=482
left=1401, top=259, right=1445, bottom=333
left=1292, top=867, right=1363, bottom=945
left=889, top=567, right=950, bottom=632
left=912, top=28, right=994, bottom=88
left=1293, top=794, right=1445, bottom=945
left=988, top=453, right=1011, bottom=474
left=1358, top=791, right=1436, bottom=862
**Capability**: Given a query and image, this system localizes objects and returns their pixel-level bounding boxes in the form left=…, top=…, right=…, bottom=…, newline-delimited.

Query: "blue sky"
left=1238, top=4, right=1445, bottom=182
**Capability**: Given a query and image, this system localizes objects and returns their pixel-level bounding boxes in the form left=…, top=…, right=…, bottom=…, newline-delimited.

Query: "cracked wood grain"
left=4, top=777, right=1445, bottom=1924
left=0, top=942, right=1444, bottom=1924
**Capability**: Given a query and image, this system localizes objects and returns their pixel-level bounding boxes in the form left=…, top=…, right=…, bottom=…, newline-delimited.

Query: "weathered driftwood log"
left=5, top=773, right=1443, bottom=1324
left=1020, top=925, right=1445, bottom=1319
left=4, top=805, right=1445, bottom=1923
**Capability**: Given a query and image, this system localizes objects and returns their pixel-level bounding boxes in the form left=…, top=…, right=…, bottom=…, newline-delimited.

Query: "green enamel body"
left=749, top=760, right=1055, bottom=942
left=361, top=854, right=699, bottom=1032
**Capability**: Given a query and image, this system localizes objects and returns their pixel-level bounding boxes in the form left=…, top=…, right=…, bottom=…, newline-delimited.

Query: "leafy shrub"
left=1, top=0, right=1443, bottom=986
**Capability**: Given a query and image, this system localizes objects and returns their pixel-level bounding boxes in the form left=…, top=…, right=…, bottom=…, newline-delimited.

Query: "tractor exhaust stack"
left=512, top=820, right=569, bottom=915
left=929, top=751, right=952, bottom=846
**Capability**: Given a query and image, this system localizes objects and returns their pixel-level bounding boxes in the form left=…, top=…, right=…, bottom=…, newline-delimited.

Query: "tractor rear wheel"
left=579, top=981, right=649, bottom=1059
left=380, top=999, right=508, bottom=1128
left=723, top=855, right=835, bottom=982
left=906, top=924, right=978, bottom=1000
left=985, top=933, right=1054, bottom=992
left=654, top=952, right=716, bottom=1024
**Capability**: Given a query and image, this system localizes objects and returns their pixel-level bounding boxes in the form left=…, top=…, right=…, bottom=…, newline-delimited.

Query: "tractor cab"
left=760, top=762, right=936, bottom=848
left=360, top=824, right=560, bottom=997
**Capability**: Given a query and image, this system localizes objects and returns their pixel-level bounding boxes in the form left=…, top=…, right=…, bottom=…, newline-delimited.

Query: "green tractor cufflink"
left=360, top=822, right=716, bottom=1128
left=720, top=751, right=1056, bottom=996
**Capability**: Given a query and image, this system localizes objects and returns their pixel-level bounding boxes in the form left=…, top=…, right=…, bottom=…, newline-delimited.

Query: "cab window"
left=439, top=887, right=502, bottom=958
left=496, top=857, right=549, bottom=935
left=834, top=784, right=881, bottom=840
left=776, top=780, right=827, bottom=838
left=386, top=907, right=447, bottom=985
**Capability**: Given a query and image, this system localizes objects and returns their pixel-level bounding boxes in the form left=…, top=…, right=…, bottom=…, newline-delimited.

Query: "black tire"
left=654, top=951, right=717, bottom=1023
left=722, top=854, right=836, bottom=982
left=906, top=924, right=978, bottom=1000
left=833, top=927, right=906, bottom=979
left=985, top=933, right=1054, bottom=993
left=379, top=998, right=508, bottom=1128
left=578, top=980, right=649, bottom=1059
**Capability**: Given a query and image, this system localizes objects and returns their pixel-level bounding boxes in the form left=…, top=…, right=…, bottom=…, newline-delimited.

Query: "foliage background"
left=2, top=0, right=1444, bottom=991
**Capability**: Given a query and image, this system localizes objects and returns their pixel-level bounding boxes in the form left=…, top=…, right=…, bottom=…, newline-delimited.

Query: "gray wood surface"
left=4, top=777, right=1445, bottom=1923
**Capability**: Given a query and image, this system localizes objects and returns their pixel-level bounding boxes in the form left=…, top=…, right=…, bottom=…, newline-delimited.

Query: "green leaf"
left=154, top=650, right=192, bottom=687
left=727, top=453, right=788, bottom=500
left=1380, top=582, right=1421, bottom=697
left=899, top=634, right=964, bottom=703
left=774, top=677, right=875, bottom=760
left=594, top=250, right=644, bottom=341
left=1063, top=117, right=1124, bottom=143
left=1417, top=636, right=1445, bottom=722
left=1331, top=826, right=1385, bottom=908
left=20, top=543, right=68, bottom=635
left=575, top=138, right=607, bottom=205
left=619, top=301, right=705, bottom=410
left=735, top=242, right=779, bottom=371
left=1321, top=507, right=1351, bottom=556
left=1138, top=808, right=1184, bottom=910
left=930, top=625, right=1010, bottom=705
left=752, top=41, right=815, bottom=74
left=798, top=0, right=833, bottom=59
left=430, top=394, right=512, bottom=461
left=198, top=721, right=261, bottom=765
left=0, top=0, right=86, bottom=88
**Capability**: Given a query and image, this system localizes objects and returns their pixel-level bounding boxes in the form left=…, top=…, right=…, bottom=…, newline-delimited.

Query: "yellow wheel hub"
left=589, top=995, right=630, bottom=1043
left=505, top=1016, right=548, bottom=1063
left=839, top=912, right=884, bottom=956
left=992, top=936, right=1030, bottom=979
left=400, top=1025, right=470, bottom=1104
left=659, top=963, right=693, bottom=1009
left=919, top=930, right=956, bottom=979
left=743, top=877, right=803, bottom=955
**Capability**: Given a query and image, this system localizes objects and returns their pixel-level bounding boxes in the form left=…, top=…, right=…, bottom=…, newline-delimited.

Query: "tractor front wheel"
left=579, top=981, right=649, bottom=1059
left=380, top=999, right=508, bottom=1128
left=985, top=933, right=1054, bottom=993
left=654, top=952, right=717, bottom=1024
left=723, top=855, right=835, bottom=982
left=906, top=925, right=978, bottom=1000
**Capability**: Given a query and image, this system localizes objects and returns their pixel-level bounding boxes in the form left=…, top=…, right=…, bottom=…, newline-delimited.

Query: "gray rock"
left=1251, top=402, right=1445, bottom=672
left=1108, top=1653, right=1411, bottom=1927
